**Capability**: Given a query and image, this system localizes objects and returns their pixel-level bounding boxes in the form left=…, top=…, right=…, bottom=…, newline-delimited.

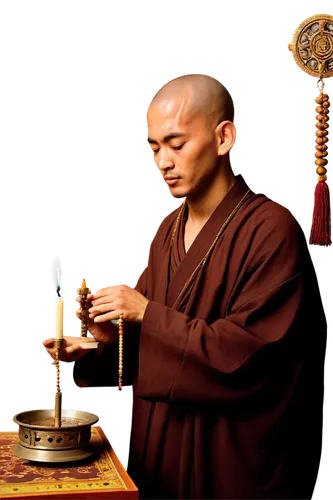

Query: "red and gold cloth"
left=0, top=427, right=137, bottom=499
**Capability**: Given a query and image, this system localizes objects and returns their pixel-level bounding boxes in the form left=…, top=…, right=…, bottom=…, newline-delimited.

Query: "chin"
left=168, top=187, right=189, bottom=199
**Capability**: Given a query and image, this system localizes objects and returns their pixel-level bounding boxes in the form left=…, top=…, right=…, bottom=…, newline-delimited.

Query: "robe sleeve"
left=135, top=210, right=326, bottom=406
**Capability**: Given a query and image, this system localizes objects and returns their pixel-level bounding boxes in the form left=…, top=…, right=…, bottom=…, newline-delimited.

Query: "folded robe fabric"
left=74, top=175, right=327, bottom=500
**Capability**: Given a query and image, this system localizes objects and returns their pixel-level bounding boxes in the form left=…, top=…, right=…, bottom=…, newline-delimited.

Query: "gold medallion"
left=289, top=14, right=333, bottom=78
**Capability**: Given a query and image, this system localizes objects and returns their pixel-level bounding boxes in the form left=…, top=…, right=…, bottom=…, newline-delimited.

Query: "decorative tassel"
left=310, top=180, right=331, bottom=245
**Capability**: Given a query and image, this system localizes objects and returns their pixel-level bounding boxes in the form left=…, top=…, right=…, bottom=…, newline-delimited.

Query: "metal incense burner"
left=13, top=408, right=99, bottom=463
left=13, top=279, right=99, bottom=463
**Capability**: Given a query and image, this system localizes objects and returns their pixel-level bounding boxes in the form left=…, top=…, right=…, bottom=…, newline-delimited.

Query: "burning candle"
left=55, top=296, right=64, bottom=339
left=54, top=259, right=64, bottom=339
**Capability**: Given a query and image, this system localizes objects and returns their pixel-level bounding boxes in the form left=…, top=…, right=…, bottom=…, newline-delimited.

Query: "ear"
left=215, top=121, right=236, bottom=156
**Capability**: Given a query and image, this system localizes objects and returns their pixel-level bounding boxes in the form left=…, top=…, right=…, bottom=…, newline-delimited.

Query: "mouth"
left=164, top=176, right=180, bottom=186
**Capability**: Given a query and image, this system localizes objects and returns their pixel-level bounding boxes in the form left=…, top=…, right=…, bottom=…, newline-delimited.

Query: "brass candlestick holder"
left=13, top=280, right=99, bottom=463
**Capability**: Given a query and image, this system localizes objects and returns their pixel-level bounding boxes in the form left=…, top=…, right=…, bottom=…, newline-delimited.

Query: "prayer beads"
left=315, top=92, right=330, bottom=178
left=118, top=313, right=124, bottom=390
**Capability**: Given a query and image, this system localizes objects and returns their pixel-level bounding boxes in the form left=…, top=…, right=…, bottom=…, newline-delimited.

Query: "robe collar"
left=165, top=174, right=252, bottom=308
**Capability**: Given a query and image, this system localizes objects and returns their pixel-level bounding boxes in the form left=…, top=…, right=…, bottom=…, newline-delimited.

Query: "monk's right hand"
left=76, top=294, right=118, bottom=345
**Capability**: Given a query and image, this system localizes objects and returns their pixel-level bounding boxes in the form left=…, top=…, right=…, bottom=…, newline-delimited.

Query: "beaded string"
left=312, top=80, right=332, bottom=182
left=118, top=313, right=124, bottom=390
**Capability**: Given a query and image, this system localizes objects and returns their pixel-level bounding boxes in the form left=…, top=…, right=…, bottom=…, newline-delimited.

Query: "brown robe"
left=74, top=175, right=326, bottom=499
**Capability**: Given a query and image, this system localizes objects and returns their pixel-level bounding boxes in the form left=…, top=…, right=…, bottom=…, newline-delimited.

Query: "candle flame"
left=53, top=259, right=62, bottom=297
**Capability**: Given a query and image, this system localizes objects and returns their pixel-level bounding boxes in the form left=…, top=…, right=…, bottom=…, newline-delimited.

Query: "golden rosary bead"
left=316, top=166, right=327, bottom=175
left=316, top=137, right=325, bottom=144
left=316, top=122, right=325, bottom=129
left=316, top=114, right=324, bottom=121
left=315, top=158, right=328, bottom=166
left=323, top=123, right=329, bottom=129
left=323, top=108, right=329, bottom=115
left=315, top=96, right=323, bottom=104
left=315, top=149, right=328, bottom=157
left=316, top=106, right=324, bottom=113
left=323, top=101, right=330, bottom=108
left=323, top=94, right=329, bottom=100
left=316, top=130, right=326, bottom=137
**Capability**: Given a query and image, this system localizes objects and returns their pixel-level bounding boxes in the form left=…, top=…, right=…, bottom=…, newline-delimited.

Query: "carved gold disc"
left=289, top=14, right=333, bottom=78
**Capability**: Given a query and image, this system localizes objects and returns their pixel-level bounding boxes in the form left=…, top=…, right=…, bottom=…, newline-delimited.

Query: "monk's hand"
left=41, top=335, right=95, bottom=366
left=76, top=296, right=118, bottom=344
left=88, top=285, right=149, bottom=324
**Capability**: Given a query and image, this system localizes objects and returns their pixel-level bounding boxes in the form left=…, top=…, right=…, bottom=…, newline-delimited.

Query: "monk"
left=43, top=75, right=327, bottom=499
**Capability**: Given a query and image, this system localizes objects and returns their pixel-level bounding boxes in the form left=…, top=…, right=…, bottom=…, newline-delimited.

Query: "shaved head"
left=146, top=74, right=236, bottom=202
left=148, top=74, right=234, bottom=128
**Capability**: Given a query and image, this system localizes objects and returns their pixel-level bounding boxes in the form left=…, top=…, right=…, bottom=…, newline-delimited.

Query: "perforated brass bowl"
left=13, top=409, right=99, bottom=463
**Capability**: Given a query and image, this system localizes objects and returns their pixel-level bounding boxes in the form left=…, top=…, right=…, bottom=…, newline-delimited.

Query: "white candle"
left=54, top=296, right=64, bottom=339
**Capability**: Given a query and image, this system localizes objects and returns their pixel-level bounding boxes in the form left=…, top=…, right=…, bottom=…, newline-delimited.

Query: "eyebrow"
left=147, top=132, right=185, bottom=144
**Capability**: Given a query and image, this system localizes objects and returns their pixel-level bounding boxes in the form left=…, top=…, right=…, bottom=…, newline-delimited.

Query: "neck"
left=186, top=160, right=236, bottom=225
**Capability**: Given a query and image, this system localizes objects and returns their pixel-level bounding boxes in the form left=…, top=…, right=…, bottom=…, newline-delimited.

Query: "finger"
left=76, top=296, right=82, bottom=303
left=89, top=302, right=116, bottom=315
left=42, top=339, right=53, bottom=347
left=91, top=295, right=118, bottom=307
left=43, top=338, right=54, bottom=347
left=94, top=310, right=122, bottom=322
left=73, top=306, right=82, bottom=319
left=89, top=312, right=97, bottom=319
left=93, top=283, right=119, bottom=300
left=92, top=287, right=113, bottom=298
left=73, top=309, right=82, bottom=319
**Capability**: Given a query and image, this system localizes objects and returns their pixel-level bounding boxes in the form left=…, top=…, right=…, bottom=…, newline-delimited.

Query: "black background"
left=0, top=9, right=333, bottom=496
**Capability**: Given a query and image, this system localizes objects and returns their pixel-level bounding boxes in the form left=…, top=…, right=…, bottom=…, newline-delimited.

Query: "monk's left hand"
left=88, top=285, right=149, bottom=324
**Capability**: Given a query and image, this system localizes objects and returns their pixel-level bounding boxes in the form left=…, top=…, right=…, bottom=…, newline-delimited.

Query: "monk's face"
left=147, top=93, right=221, bottom=199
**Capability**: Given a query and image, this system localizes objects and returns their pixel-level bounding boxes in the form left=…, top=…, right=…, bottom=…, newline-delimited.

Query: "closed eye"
left=148, top=142, right=185, bottom=154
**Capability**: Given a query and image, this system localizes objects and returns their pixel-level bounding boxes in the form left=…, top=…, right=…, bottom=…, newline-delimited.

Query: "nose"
left=156, top=147, right=174, bottom=172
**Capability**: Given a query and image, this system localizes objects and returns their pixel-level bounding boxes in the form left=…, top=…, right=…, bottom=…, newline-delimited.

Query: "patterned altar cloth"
left=0, top=427, right=138, bottom=499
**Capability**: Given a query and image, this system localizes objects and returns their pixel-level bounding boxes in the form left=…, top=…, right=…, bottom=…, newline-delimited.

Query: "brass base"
left=14, top=443, right=94, bottom=463
left=13, top=409, right=99, bottom=463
